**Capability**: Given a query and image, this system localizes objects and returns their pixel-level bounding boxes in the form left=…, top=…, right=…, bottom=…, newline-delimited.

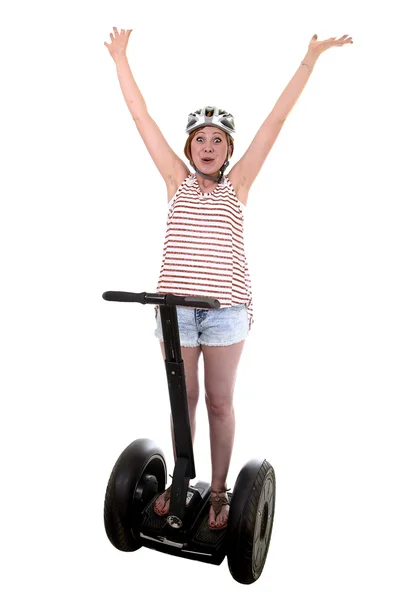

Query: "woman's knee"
left=187, top=389, right=200, bottom=412
left=181, top=345, right=201, bottom=413
left=205, top=391, right=234, bottom=419
left=161, top=342, right=201, bottom=404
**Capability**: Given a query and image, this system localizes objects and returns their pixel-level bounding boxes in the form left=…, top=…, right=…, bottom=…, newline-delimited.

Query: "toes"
left=216, top=508, right=229, bottom=527
left=209, top=506, right=229, bottom=528
left=209, top=507, right=216, bottom=527
left=155, top=492, right=169, bottom=514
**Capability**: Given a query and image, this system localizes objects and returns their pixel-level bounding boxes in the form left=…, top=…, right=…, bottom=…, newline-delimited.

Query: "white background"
left=2, top=0, right=398, bottom=597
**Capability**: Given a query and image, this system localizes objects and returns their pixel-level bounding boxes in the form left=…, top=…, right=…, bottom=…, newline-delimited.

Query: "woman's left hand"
left=308, top=34, right=353, bottom=56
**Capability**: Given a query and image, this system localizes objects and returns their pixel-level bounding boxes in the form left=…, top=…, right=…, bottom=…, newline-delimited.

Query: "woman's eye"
left=195, top=136, right=222, bottom=143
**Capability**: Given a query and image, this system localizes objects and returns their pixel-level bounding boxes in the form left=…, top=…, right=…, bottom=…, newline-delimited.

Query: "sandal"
left=153, top=476, right=173, bottom=516
left=208, top=488, right=231, bottom=531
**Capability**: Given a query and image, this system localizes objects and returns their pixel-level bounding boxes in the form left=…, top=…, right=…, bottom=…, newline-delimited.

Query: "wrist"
left=303, top=49, right=320, bottom=67
left=114, top=53, right=128, bottom=68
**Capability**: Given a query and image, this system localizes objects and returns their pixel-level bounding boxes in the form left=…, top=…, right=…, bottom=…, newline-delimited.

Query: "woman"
left=104, top=28, right=353, bottom=530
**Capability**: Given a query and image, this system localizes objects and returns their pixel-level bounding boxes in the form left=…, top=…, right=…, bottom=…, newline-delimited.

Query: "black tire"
left=227, top=459, right=276, bottom=584
left=104, top=438, right=167, bottom=552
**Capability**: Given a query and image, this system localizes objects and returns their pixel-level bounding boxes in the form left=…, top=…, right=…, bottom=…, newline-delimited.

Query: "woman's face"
left=190, top=126, right=229, bottom=175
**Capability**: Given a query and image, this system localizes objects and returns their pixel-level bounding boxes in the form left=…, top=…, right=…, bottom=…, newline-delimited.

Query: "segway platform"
left=140, top=482, right=230, bottom=565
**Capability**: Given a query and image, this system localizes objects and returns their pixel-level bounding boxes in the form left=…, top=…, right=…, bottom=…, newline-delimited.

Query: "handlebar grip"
left=102, top=291, right=147, bottom=303
left=173, top=296, right=220, bottom=309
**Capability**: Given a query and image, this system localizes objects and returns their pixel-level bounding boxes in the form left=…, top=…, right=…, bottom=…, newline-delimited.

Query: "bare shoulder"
left=226, top=164, right=249, bottom=206
left=166, top=163, right=191, bottom=203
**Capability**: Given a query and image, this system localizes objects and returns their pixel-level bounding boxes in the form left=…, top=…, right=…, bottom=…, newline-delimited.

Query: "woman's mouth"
left=202, top=158, right=215, bottom=164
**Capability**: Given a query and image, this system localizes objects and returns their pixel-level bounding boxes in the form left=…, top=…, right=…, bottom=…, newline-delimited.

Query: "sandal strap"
left=209, top=489, right=231, bottom=518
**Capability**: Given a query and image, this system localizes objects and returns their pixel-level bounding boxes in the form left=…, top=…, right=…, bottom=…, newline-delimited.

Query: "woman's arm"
left=229, top=34, right=353, bottom=194
left=114, top=53, right=148, bottom=120
left=270, top=49, right=319, bottom=122
left=105, top=28, right=188, bottom=187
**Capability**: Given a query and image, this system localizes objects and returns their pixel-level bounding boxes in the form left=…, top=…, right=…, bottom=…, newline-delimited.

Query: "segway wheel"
left=104, top=438, right=167, bottom=552
left=227, top=459, right=276, bottom=584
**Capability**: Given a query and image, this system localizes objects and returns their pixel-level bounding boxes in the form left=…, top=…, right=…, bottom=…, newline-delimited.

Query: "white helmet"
left=186, top=106, right=235, bottom=137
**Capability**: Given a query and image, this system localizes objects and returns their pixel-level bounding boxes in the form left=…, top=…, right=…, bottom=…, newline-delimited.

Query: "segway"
left=102, top=290, right=276, bottom=585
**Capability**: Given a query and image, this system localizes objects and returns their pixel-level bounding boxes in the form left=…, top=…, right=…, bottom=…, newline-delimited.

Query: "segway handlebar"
left=102, top=291, right=220, bottom=310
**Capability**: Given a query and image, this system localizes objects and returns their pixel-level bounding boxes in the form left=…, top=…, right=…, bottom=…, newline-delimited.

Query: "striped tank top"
left=155, top=172, right=254, bottom=329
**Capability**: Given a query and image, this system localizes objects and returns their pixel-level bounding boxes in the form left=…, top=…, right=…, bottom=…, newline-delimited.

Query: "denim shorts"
left=154, top=303, right=249, bottom=347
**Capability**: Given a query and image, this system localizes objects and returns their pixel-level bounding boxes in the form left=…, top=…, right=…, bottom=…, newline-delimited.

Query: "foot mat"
left=192, top=492, right=231, bottom=545
left=142, top=492, right=231, bottom=547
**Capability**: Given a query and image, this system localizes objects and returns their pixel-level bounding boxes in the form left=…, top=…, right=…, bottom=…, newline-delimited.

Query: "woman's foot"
left=153, top=486, right=171, bottom=516
left=208, top=489, right=230, bottom=530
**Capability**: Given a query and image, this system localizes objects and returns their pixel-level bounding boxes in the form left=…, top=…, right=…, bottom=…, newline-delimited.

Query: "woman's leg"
left=202, top=340, right=246, bottom=528
left=154, top=342, right=202, bottom=515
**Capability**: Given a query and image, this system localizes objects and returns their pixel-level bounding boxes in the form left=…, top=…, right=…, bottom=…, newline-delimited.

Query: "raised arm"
left=104, top=28, right=188, bottom=189
left=229, top=34, right=353, bottom=197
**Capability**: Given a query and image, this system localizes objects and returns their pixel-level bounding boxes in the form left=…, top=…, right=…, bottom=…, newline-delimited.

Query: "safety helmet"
left=185, top=106, right=235, bottom=137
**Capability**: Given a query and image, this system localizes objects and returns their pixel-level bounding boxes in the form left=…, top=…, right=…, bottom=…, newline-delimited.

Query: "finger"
left=121, top=29, right=126, bottom=35
left=113, top=27, right=119, bottom=36
left=127, top=29, right=133, bottom=39
left=109, top=33, right=114, bottom=41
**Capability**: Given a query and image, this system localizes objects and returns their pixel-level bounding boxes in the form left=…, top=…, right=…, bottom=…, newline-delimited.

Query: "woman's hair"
left=184, top=129, right=234, bottom=170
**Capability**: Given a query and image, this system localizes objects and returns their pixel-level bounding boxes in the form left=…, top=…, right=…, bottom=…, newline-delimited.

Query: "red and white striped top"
left=155, top=172, right=254, bottom=329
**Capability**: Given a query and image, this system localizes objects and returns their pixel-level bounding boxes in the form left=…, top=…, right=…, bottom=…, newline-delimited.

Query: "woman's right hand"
left=104, top=27, right=133, bottom=62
